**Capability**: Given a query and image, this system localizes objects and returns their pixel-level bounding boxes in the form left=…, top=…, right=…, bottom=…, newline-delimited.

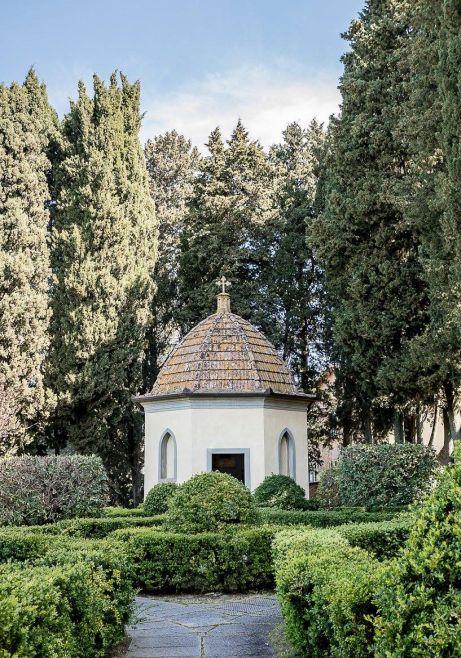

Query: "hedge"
left=276, top=543, right=384, bottom=658
left=338, top=444, right=437, bottom=510
left=104, top=506, right=147, bottom=518
left=113, top=526, right=275, bottom=592
left=0, top=561, right=130, bottom=657
left=259, top=507, right=397, bottom=527
left=0, top=528, right=51, bottom=562
left=373, top=447, right=461, bottom=656
left=253, top=474, right=307, bottom=510
left=336, top=517, right=412, bottom=559
left=45, top=515, right=164, bottom=538
left=272, top=527, right=347, bottom=569
left=0, top=455, right=108, bottom=526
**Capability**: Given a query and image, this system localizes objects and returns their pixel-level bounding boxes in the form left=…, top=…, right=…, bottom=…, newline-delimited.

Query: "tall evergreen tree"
left=47, top=73, right=156, bottom=503
left=144, top=131, right=200, bottom=387
left=177, top=121, right=275, bottom=332
left=312, top=0, right=429, bottom=443
left=0, top=70, right=54, bottom=453
left=267, top=120, right=326, bottom=390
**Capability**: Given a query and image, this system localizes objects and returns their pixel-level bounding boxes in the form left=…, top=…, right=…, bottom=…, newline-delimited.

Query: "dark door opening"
left=212, top=453, right=245, bottom=484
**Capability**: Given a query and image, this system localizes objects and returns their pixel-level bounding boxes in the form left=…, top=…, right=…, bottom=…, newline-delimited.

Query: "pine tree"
left=0, top=70, right=54, bottom=454
left=312, top=0, right=429, bottom=442
left=144, top=131, right=200, bottom=387
left=47, top=73, right=156, bottom=503
left=267, top=120, right=326, bottom=391
left=177, top=121, right=275, bottom=332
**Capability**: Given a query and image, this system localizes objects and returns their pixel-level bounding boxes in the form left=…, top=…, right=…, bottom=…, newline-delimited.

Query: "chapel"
left=135, top=278, right=315, bottom=497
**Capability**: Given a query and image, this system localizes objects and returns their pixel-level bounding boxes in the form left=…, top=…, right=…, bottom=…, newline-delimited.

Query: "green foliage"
left=45, top=515, right=164, bottom=538
left=0, top=528, right=50, bottom=562
left=258, top=507, right=397, bottom=527
left=374, top=446, right=461, bottom=656
left=113, top=526, right=275, bottom=593
left=253, top=475, right=306, bottom=510
left=276, top=543, right=383, bottom=658
left=0, top=69, right=55, bottom=451
left=0, top=455, right=109, bottom=525
left=311, top=0, right=430, bottom=442
left=47, top=72, right=156, bottom=505
left=104, top=506, right=146, bottom=518
left=316, top=465, right=341, bottom=509
left=144, top=482, right=178, bottom=515
left=338, top=444, right=437, bottom=509
left=272, top=527, right=347, bottom=570
left=0, top=560, right=130, bottom=657
left=144, top=131, right=201, bottom=387
left=165, top=471, right=259, bottom=533
left=337, top=517, right=412, bottom=559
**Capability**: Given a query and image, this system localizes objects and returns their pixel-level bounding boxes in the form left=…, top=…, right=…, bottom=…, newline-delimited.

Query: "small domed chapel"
left=135, top=278, right=315, bottom=496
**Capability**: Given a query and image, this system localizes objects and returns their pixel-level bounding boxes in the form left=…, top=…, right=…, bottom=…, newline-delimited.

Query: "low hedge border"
left=0, top=561, right=129, bottom=658
left=336, top=517, right=412, bottom=559
left=276, top=544, right=385, bottom=658
left=112, top=526, right=276, bottom=593
left=259, top=507, right=398, bottom=527
left=42, top=515, right=165, bottom=538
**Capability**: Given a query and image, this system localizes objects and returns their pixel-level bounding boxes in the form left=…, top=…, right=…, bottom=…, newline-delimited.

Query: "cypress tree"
left=0, top=70, right=54, bottom=453
left=312, top=0, right=429, bottom=442
left=267, top=120, right=326, bottom=390
left=48, top=73, right=156, bottom=503
left=177, top=121, right=275, bottom=332
left=144, top=131, right=200, bottom=386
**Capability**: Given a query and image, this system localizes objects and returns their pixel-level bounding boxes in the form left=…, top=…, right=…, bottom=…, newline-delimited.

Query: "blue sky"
left=2, top=0, right=363, bottom=147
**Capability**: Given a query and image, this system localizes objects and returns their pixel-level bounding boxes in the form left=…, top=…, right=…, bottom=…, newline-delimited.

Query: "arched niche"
left=158, top=429, right=177, bottom=482
left=278, top=429, right=296, bottom=479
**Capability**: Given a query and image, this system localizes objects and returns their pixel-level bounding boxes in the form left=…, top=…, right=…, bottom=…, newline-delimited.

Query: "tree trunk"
left=443, top=380, right=459, bottom=443
left=440, top=407, right=452, bottom=465
left=428, top=400, right=438, bottom=447
left=394, top=410, right=404, bottom=444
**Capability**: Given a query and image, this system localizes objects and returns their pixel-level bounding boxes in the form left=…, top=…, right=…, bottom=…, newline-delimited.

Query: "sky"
left=2, top=0, right=364, bottom=149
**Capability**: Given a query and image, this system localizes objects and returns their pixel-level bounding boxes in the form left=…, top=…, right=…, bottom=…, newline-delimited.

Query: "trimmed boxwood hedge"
left=112, top=526, right=275, bottom=592
left=44, top=515, right=165, bottom=538
left=0, top=560, right=131, bottom=657
left=337, top=517, right=412, bottom=559
left=259, top=507, right=397, bottom=527
left=276, top=544, right=384, bottom=658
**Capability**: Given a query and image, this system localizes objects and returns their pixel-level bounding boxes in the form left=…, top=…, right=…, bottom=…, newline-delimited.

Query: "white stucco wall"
left=142, top=395, right=310, bottom=498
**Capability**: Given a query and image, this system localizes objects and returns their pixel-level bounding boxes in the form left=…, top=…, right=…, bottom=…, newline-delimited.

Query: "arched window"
left=279, top=430, right=296, bottom=479
left=159, top=430, right=177, bottom=481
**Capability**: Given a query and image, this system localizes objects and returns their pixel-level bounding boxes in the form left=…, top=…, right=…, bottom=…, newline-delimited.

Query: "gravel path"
left=125, top=593, right=282, bottom=658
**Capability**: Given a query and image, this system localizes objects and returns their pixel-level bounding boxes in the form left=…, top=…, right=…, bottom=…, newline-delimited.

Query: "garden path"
left=124, top=592, right=282, bottom=658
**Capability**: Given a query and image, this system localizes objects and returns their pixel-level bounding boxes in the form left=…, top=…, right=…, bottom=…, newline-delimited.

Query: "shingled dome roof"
left=147, top=289, right=300, bottom=398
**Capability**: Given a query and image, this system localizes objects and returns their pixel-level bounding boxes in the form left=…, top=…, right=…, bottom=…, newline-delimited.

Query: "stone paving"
left=125, top=593, right=283, bottom=658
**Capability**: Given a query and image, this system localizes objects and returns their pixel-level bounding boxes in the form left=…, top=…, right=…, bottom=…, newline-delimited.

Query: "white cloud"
left=141, top=65, right=340, bottom=150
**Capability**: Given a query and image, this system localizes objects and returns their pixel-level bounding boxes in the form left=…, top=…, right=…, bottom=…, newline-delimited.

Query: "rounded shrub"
left=144, top=482, right=178, bottom=515
left=165, top=472, right=259, bottom=533
left=374, top=446, right=461, bottom=656
left=316, top=465, right=341, bottom=509
left=253, top=474, right=306, bottom=510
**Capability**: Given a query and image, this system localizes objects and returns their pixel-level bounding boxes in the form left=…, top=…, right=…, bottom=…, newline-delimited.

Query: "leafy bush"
left=316, top=465, right=341, bottom=509
left=104, top=506, right=146, bottom=517
left=0, top=455, right=109, bottom=526
left=144, top=482, right=178, bottom=515
left=337, top=517, right=411, bottom=559
left=301, top=497, right=320, bottom=510
left=0, top=561, right=130, bottom=657
left=113, top=526, right=275, bottom=592
left=253, top=475, right=306, bottom=510
left=338, top=444, right=437, bottom=510
left=259, top=507, right=397, bottom=527
left=374, top=447, right=461, bottom=656
left=165, top=471, right=259, bottom=533
left=276, top=543, right=383, bottom=658
left=0, top=528, right=50, bottom=562
left=44, top=515, right=164, bottom=538
left=272, top=527, right=347, bottom=569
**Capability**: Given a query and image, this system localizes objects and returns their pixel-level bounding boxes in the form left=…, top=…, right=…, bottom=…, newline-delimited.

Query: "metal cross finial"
left=216, top=275, right=231, bottom=294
